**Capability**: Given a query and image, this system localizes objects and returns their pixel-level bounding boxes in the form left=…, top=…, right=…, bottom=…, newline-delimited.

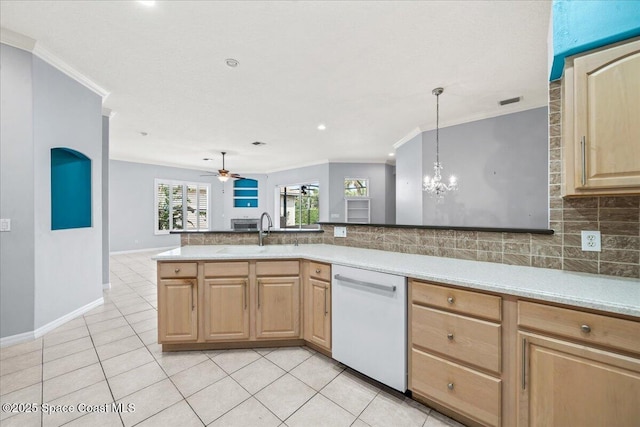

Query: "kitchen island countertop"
left=153, top=244, right=640, bottom=318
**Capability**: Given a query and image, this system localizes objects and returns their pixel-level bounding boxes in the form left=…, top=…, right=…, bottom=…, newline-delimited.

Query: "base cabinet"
left=303, top=262, right=332, bottom=352
left=518, top=332, right=640, bottom=427
left=158, top=278, right=198, bottom=343
left=203, top=278, right=249, bottom=341
left=517, top=300, right=640, bottom=427
left=256, top=276, right=300, bottom=339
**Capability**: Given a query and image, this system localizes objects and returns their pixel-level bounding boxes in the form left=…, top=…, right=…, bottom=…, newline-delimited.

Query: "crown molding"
left=0, top=27, right=36, bottom=51
left=392, top=127, right=422, bottom=150
left=1, top=27, right=110, bottom=101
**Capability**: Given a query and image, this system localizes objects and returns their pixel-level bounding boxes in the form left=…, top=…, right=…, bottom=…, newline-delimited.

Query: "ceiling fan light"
left=218, top=175, right=230, bottom=183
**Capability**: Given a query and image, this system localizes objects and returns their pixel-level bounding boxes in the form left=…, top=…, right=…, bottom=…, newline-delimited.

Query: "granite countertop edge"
left=152, top=244, right=640, bottom=318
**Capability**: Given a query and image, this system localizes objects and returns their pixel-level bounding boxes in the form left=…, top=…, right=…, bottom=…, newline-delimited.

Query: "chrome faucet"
left=258, top=212, right=273, bottom=246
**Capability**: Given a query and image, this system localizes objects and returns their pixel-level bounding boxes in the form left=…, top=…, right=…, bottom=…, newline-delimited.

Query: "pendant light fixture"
left=423, top=87, right=458, bottom=199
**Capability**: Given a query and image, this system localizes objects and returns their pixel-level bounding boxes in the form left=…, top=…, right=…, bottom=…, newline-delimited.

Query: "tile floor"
left=0, top=251, right=466, bottom=427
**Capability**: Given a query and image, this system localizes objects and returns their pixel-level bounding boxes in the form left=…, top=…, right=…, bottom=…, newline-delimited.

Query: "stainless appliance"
left=332, top=264, right=407, bottom=391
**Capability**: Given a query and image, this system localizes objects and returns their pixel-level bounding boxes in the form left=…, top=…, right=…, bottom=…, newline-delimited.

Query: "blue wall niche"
left=233, top=179, right=258, bottom=208
left=51, top=147, right=92, bottom=230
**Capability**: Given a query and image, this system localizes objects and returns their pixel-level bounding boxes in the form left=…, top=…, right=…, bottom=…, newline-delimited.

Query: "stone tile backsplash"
left=182, top=81, right=640, bottom=279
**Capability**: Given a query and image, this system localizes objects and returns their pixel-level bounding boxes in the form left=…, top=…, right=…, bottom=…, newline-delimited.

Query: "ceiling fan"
left=201, top=152, right=246, bottom=182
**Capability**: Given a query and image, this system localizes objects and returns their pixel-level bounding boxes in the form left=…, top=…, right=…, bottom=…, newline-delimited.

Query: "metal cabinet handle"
left=581, top=324, right=591, bottom=333
left=191, top=280, right=195, bottom=311
left=324, top=285, right=328, bottom=315
left=581, top=136, right=586, bottom=186
left=334, top=274, right=396, bottom=292
left=316, top=268, right=321, bottom=274
left=243, top=280, right=247, bottom=310
left=447, top=333, right=454, bottom=341
left=522, top=337, right=527, bottom=390
left=447, top=296, right=455, bottom=304
left=175, top=268, right=181, bottom=273
left=447, top=383, right=454, bottom=390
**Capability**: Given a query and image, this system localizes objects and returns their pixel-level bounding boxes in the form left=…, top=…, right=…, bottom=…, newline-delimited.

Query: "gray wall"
left=420, top=107, right=548, bottom=228
left=1, top=44, right=104, bottom=339
left=0, top=44, right=36, bottom=338
left=102, top=116, right=110, bottom=285
left=385, top=164, right=396, bottom=224
left=32, top=55, right=104, bottom=329
left=110, top=160, right=270, bottom=251
left=395, top=133, right=424, bottom=225
left=328, top=163, right=394, bottom=223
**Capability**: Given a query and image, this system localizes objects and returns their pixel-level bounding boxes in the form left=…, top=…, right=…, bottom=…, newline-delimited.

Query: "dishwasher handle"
left=334, top=274, right=397, bottom=292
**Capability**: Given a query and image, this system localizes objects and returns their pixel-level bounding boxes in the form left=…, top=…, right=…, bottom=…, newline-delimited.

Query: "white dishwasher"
left=332, top=264, right=407, bottom=392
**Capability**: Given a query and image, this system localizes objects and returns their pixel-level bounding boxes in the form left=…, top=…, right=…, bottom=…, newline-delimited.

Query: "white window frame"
left=154, top=178, right=210, bottom=235
left=344, top=177, right=369, bottom=197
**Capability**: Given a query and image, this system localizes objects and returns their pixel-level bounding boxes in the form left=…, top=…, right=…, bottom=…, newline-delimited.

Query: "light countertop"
left=153, top=244, right=640, bottom=318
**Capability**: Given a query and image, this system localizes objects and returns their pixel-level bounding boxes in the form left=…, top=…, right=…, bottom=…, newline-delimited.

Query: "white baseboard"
left=103, top=282, right=111, bottom=290
left=0, top=297, right=104, bottom=348
left=109, top=246, right=177, bottom=255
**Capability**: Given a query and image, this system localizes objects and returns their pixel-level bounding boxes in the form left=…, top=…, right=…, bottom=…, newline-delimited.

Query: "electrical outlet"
left=581, top=230, right=601, bottom=252
left=334, top=226, right=347, bottom=238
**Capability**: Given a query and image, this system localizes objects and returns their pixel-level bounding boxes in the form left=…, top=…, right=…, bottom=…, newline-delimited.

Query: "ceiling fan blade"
left=200, top=173, right=219, bottom=177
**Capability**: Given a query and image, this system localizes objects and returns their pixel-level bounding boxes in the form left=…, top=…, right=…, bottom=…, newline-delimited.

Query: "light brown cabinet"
left=158, top=263, right=198, bottom=343
left=409, top=279, right=503, bottom=427
left=202, top=262, right=250, bottom=341
left=256, top=276, right=300, bottom=339
left=303, top=261, right=331, bottom=352
left=517, top=301, right=640, bottom=427
left=563, top=38, right=640, bottom=196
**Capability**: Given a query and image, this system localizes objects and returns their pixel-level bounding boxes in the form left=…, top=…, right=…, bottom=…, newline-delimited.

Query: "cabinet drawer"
left=256, top=261, right=299, bottom=276
left=412, top=305, right=501, bottom=374
left=309, top=262, right=331, bottom=281
left=159, top=262, right=198, bottom=279
left=411, top=348, right=501, bottom=427
left=518, top=301, right=640, bottom=354
left=204, top=262, right=249, bottom=277
left=412, top=280, right=501, bottom=322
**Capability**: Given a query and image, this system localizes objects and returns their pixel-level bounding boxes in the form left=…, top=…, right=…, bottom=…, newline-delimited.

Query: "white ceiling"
left=1, top=0, right=551, bottom=174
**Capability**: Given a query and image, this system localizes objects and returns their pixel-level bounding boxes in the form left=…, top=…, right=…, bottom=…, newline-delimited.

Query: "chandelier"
left=423, top=87, right=458, bottom=199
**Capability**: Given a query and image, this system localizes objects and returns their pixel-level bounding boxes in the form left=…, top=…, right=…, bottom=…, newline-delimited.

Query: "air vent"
left=499, top=96, right=522, bottom=106
left=252, top=141, right=267, bottom=146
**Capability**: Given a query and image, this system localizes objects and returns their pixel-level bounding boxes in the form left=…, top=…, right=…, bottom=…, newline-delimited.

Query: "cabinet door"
left=571, top=40, right=640, bottom=192
left=158, top=279, right=198, bottom=343
left=304, top=278, right=331, bottom=350
left=256, top=277, right=300, bottom=339
left=518, top=332, right=640, bottom=427
left=203, top=278, right=249, bottom=341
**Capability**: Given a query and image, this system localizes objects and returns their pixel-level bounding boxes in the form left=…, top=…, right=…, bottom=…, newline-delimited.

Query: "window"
left=344, top=178, right=368, bottom=197
left=155, top=179, right=209, bottom=234
left=279, top=183, right=319, bottom=228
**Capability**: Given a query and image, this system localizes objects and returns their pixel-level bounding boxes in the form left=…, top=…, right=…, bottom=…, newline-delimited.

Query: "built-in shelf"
left=345, top=198, right=370, bottom=224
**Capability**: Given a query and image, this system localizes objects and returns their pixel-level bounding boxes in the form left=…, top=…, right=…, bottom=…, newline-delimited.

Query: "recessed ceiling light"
left=225, top=58, right=239, bottom=68
left=140, top=131, right=148, bottom=136
left=203, top=158, right=214, bottom=161
left=138, top=1, right=156, bottom=7
left=389, top=152, right=395, bottom=157
left=317, top=124, right=326, bottom=131
left=252, top=141, right=267, bottom=146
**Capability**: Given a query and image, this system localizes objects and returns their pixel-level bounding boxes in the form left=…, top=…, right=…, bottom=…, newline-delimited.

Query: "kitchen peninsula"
left=154, top=243, right=640, bottom=427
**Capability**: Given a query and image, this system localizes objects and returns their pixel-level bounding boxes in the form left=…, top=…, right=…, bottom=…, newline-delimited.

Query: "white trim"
left=0, top=297, right=104, bottom=348
left=0, top=27, right=36, bottom=51
left=392, top=127, right=423, bottom=149
left=103, top=282, right=111, bottom=290
left=1, top=27, right=110, bottom=100
left=265, top=159, right=329, bottom=174
left=109, top=245, right=177, bottom=255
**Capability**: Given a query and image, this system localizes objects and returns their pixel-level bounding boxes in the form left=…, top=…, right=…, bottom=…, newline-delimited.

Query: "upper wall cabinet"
left=563, top=38, right=640, bottom=197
